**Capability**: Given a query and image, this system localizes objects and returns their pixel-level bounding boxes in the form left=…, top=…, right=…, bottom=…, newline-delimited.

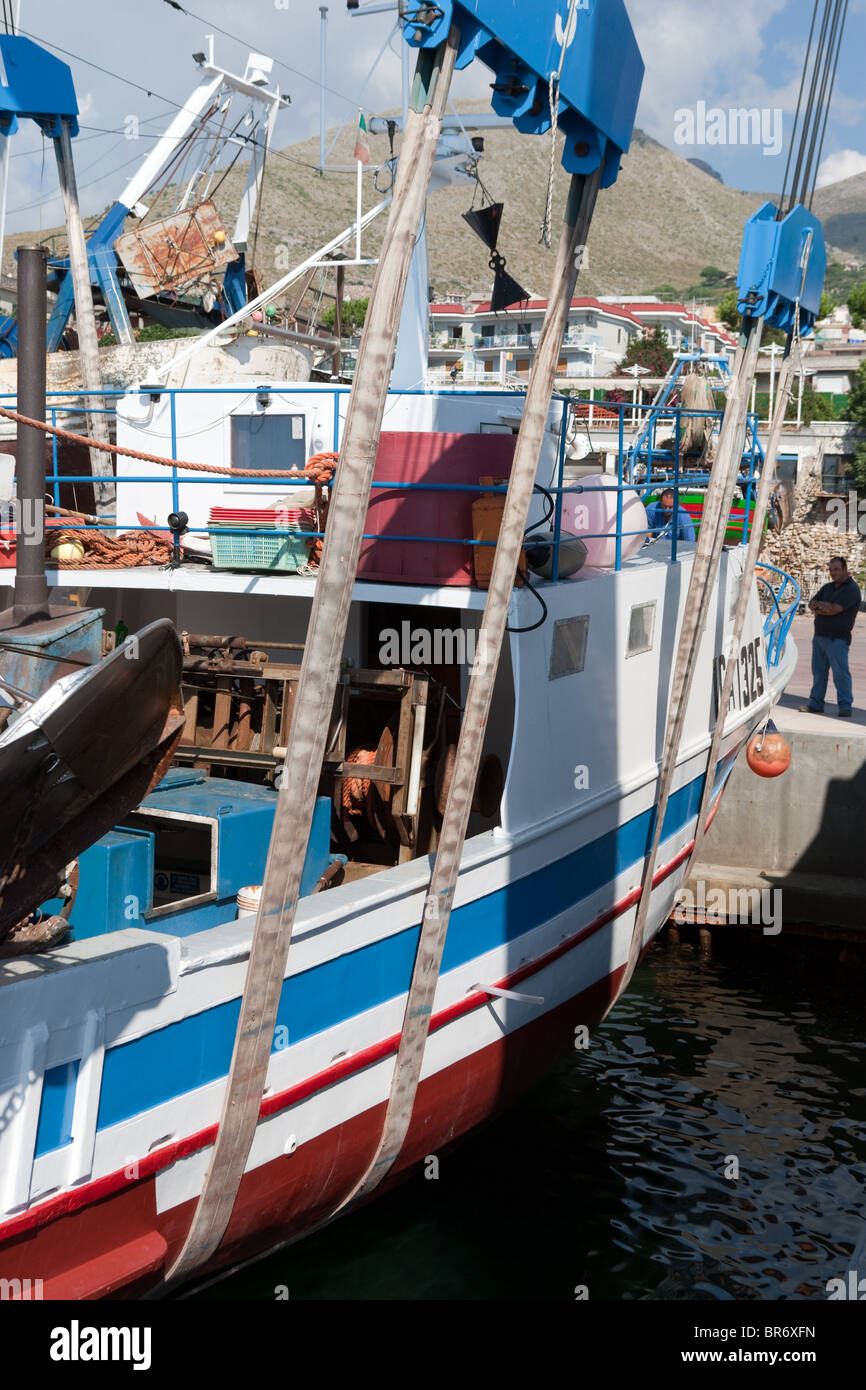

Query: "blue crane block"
left=403, top=0, right=643, bottom=188
left=0, top=36, right=81, bottom=356
left=736, top=202, right=826, bottom=335
left=0, top=35, right=78, bottom=137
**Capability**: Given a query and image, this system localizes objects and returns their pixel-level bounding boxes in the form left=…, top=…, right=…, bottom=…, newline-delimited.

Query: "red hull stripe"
left=0, top=795, right=719, bottom=1245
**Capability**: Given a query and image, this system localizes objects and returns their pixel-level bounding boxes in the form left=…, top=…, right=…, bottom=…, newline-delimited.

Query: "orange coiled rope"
left=50, top=530, right=174, bottom=568
left=341, top=746, right=378, bottom=816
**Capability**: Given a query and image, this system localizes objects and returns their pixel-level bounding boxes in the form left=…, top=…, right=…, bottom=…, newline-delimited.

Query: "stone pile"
left=761, top=475, right=866, bottom=590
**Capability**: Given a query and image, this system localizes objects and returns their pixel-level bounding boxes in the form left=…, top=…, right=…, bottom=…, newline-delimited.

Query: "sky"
left=2, top=0, right=864, bottom=237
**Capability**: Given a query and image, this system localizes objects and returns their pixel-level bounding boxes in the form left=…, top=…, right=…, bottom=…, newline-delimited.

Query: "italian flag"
left=353, top=111, right=370, bottom=165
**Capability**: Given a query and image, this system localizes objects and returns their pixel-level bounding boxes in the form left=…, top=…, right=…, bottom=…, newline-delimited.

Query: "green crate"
left=208, top=526, right=311, bottom=572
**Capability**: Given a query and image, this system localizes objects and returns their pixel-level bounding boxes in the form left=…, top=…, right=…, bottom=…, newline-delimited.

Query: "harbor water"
left=196, top=930, right=866, bottom=1301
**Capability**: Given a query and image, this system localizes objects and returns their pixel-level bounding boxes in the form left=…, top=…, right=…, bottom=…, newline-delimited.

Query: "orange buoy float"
left=746, top=727, right=791, bottom=778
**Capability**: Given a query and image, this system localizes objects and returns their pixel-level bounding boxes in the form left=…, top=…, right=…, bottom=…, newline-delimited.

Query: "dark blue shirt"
left=645, top=500, right=696, bottom=542
left=812, top=576, right=861, bottom=644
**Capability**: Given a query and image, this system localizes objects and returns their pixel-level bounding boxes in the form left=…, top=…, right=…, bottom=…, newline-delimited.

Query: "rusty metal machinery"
left=113, top=200, right=237, bottom=300
left=175, top=631, right=297, bottom=769
left=173, top=633, right=453, bottom=866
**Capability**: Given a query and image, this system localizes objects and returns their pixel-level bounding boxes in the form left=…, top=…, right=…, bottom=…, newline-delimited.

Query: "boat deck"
left=32, top=545, right=689, bottom=603
left=37, top=565, right=490, bottom=608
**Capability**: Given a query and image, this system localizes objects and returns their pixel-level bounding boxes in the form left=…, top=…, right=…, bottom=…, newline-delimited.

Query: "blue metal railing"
left=0, top=383, right=797, bottom=658
left=756, top=563, right=801, bottom=668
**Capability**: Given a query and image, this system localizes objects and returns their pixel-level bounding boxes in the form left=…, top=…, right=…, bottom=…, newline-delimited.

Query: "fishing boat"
left=0, top=0, right=829, bottom=1299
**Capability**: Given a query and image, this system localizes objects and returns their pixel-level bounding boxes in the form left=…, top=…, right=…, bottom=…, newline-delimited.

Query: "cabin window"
left=231, top=412, right=307, bottom=472
left=549, top=615, right=589, bottom=679
left=627, top=601, right=656, bottom=657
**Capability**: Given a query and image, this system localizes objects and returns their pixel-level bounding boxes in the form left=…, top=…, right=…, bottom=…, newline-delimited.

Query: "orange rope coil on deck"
left=50, top=530, right=174, bottom=568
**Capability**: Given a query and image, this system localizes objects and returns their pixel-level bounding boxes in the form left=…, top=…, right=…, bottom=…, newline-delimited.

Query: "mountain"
left=224, top=118, right=771, bottom=301
left=812, top=170, right=866, bottom=262
left=6, top=108, right=863, bottom=308
left=687, top=158, right=724, bottom=184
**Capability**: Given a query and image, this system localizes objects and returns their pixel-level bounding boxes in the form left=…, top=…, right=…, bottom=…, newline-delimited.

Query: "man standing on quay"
left=799, top=556, right=861, bottom=717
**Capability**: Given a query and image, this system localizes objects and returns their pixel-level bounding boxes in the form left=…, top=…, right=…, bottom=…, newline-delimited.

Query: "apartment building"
left=428, top=295, right=736, bottom=383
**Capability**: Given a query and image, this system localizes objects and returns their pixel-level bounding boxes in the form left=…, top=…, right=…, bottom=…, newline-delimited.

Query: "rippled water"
left=197, top=932, right=866, bottom=1300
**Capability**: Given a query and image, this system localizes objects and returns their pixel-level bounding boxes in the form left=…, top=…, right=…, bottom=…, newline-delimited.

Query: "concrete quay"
left=682, top=614, right=866, bottom=936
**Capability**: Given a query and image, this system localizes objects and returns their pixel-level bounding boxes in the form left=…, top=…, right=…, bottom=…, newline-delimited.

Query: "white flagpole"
left=356, top=149, right=363, bottom=261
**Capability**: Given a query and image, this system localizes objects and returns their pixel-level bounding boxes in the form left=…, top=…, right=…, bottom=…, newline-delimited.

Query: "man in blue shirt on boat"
left=645, top=488, right=696, bottom=544
left=799, top=555, right=861, bottom=718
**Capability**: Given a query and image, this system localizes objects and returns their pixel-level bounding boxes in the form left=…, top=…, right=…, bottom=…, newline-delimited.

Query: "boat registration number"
left=712, top=636, right=764, bottom=715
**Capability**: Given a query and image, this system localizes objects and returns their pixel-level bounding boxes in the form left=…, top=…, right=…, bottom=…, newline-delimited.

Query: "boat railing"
left=1, top=385, right=795, bottom=667
left=755, top=563, right=801, bottom=668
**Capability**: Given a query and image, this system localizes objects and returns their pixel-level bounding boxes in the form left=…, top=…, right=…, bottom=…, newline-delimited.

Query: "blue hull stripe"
left=35, top=757, right=734, bottom=1155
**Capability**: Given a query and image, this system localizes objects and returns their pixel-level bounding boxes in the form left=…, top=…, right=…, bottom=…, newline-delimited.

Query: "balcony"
left=475, top=331, right=540, bottom=350
left=429, top=333, right=467, bottom=350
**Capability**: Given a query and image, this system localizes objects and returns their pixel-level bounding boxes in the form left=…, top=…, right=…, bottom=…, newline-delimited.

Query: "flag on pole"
left=353, top=111, right=370, bottom=165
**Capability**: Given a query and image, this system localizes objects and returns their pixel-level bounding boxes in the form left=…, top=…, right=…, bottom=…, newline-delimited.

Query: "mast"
left=319, top=6, right=328, bottom=171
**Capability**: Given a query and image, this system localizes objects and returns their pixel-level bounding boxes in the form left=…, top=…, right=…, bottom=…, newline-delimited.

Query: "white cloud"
left=816, top=148, right=866, bottom=187
left=626, top=0, right=789, bottom=137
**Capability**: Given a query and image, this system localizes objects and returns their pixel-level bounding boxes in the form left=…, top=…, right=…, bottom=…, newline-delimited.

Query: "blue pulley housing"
left=402, top=0, right=643, bottom=188
left=0, top=35, right=79, bottom=137
left=736, top=202, right=826, bottom=335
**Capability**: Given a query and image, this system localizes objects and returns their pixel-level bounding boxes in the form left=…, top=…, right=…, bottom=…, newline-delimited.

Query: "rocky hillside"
left=812, top=171, right=866, bottom=263
left=6, top=107, right=862, bottom=307
left=205, top=116, right=771, bottom=301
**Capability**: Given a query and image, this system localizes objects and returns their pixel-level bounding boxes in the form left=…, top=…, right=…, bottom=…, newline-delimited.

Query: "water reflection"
left=196, top=934, right=866, bottom=1301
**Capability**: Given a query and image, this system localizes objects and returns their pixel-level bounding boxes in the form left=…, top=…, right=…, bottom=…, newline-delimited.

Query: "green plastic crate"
left=208, top=526, right=311, bottom=573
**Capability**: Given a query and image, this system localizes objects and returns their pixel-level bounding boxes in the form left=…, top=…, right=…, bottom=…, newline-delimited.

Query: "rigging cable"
left=807, top=0, right=849, bottom=209
left=798, top=0, right=844, bottom=204
left=781, top=0, right=848, bottom=215
left=15, top=27, right=330, bottom=174
left=160, top=0, right=370, bottom=112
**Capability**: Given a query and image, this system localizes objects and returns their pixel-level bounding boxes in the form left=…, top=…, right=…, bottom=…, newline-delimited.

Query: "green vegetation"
left=754, top=384, right=837, bottom=427
left=716, top=289, right=739, bottom=328
left=640, top=270, right=858, bottom=327
left=617, top=327, right=673, bottom=377
left=845, top=360, right=866, bottom=490
left=99, top=323, right=200, bottom=348
left=678, top=272, right=737, bottom=303
left=322, top=296, right=369, bottom=336
left=848, top=282, right=866, bottom=330
left=824, top=262, right=866, bottom=304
